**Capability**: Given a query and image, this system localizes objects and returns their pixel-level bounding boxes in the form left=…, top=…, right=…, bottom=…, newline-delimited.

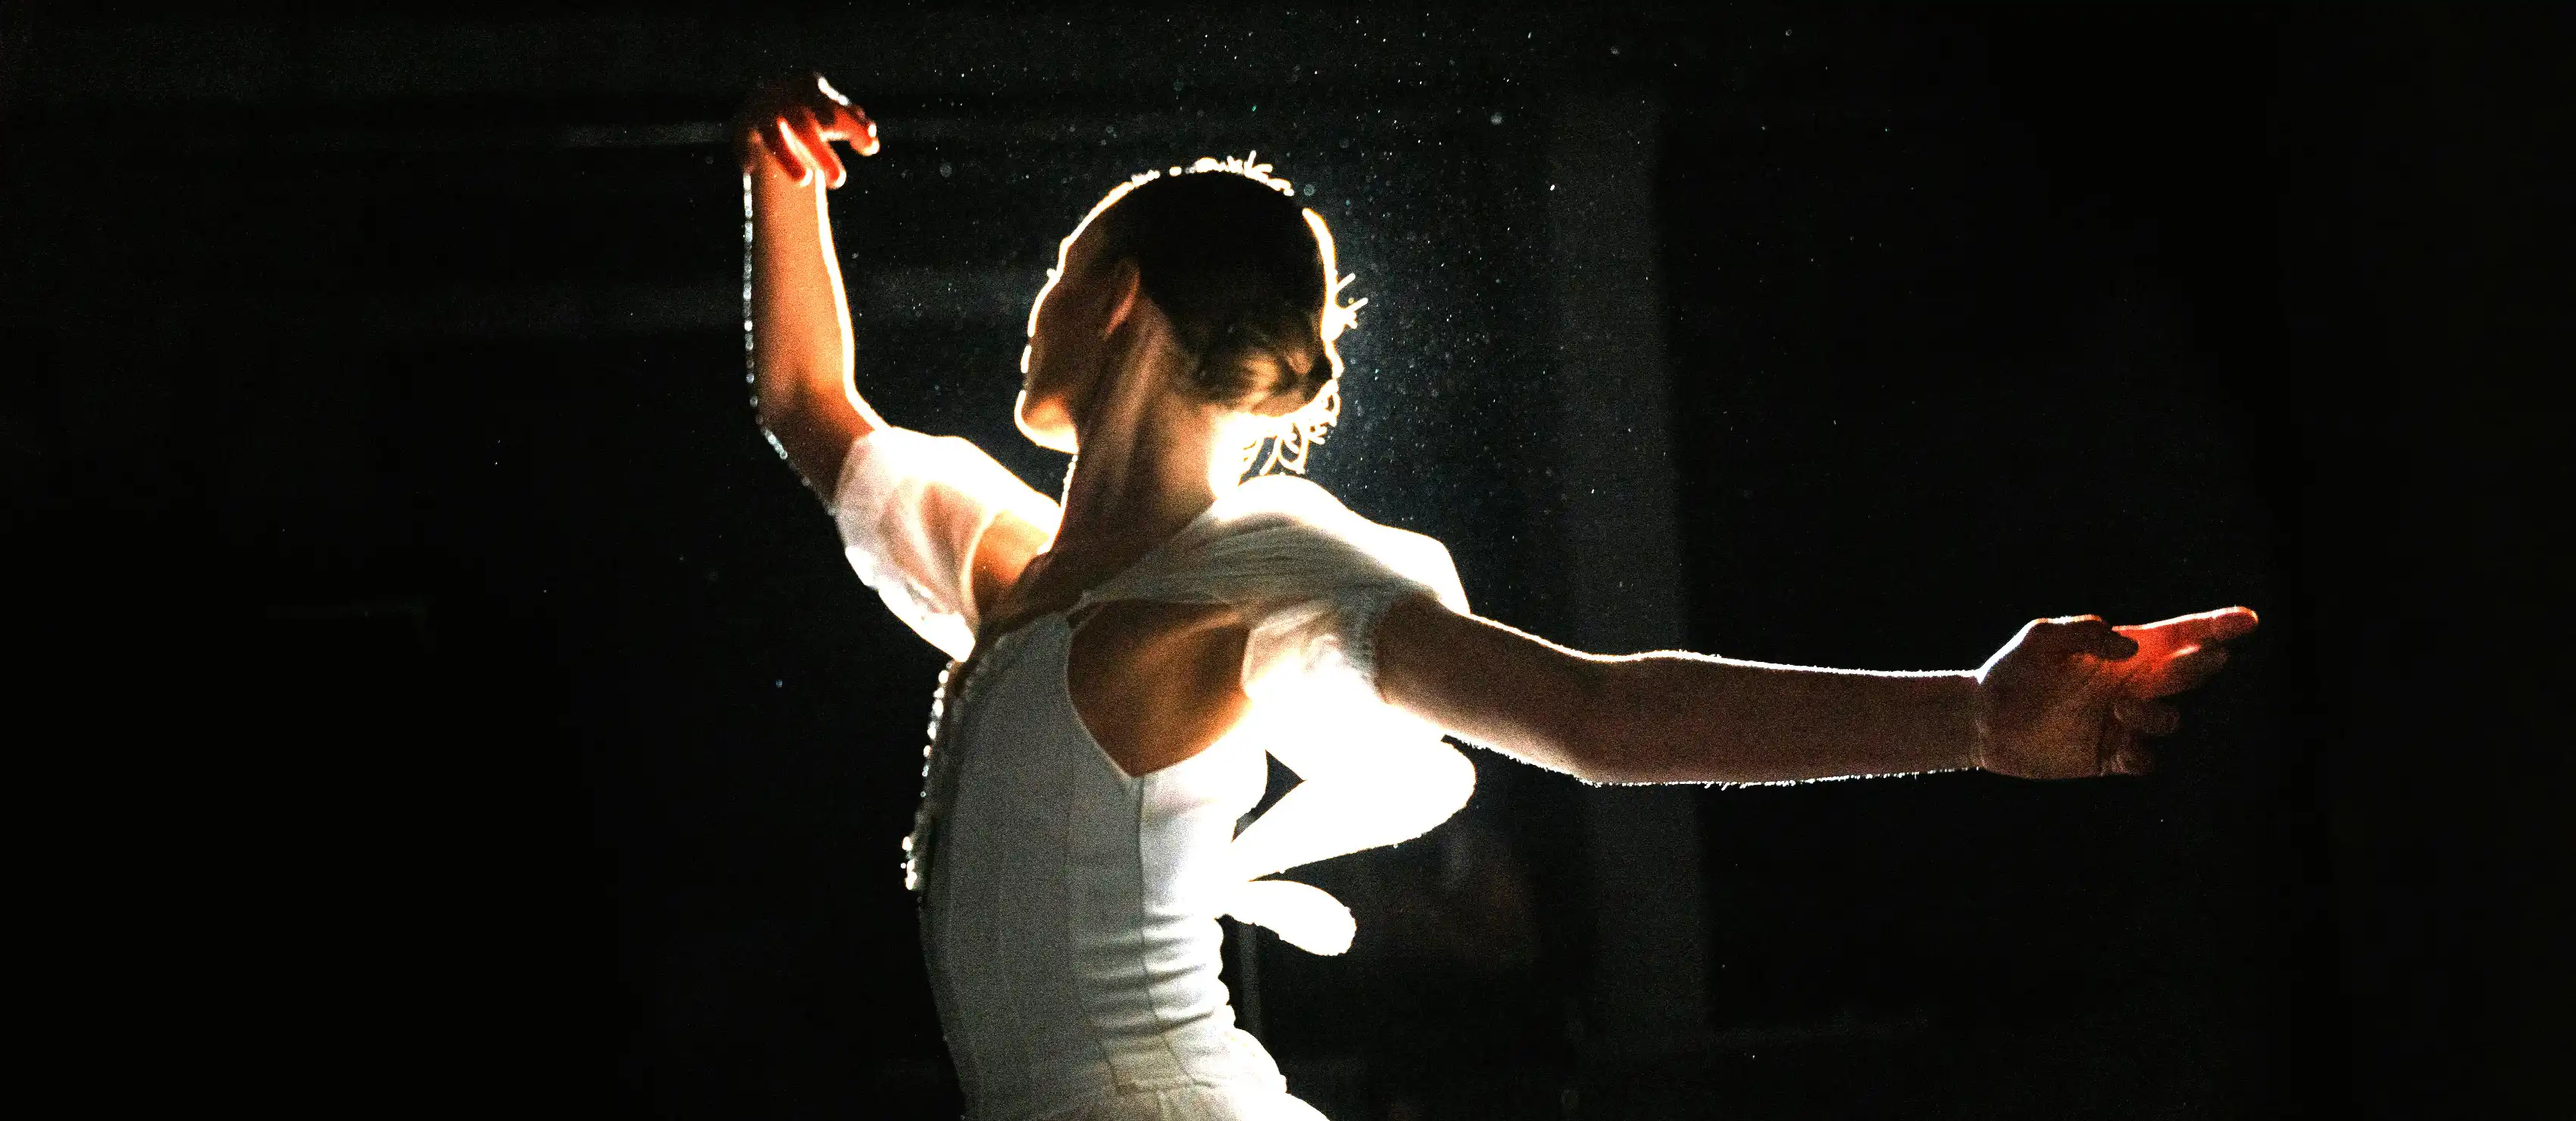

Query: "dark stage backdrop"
left=4, top=6, right=2562, bottom=1120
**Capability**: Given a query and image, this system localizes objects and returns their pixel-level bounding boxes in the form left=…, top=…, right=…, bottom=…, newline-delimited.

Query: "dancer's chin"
left=1015, top=389, right=1079, bottom=453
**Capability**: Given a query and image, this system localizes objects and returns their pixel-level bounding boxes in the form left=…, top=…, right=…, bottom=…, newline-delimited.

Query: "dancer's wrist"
left=1956, top=670, right=1992, bottom=774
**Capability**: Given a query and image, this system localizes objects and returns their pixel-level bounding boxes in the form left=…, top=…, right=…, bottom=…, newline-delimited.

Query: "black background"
left=5, top=5, right=2565, bottom=1119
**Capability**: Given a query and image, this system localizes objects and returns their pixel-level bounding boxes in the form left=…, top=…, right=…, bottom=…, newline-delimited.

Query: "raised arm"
left=735, top=74, right=1056, bottom=641
left=737, top=72, right=885, bottom=493
left=1374, top=596, right=2258, bottom=785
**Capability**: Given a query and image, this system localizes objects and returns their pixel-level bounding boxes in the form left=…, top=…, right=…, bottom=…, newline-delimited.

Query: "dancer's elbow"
left=754, top=372, right=836, bottom=430
left=1558, top=730, right=1669, bottom=786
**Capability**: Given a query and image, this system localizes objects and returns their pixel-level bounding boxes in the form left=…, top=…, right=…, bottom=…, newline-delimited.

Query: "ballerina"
left=733, top=73, right=2259, bottom=1121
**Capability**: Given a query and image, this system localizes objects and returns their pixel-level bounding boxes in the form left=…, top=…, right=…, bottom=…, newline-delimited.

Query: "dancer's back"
left=841, top=426, right=1476, bottom=1119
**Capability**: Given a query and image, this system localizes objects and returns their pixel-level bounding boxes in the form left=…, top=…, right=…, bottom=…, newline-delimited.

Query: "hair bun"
left=1074, top=158, right=1353, bottom=473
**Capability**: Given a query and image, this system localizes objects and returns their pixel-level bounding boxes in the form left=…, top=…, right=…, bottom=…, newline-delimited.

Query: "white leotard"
left=831, top=429, right=1475, bottom=1121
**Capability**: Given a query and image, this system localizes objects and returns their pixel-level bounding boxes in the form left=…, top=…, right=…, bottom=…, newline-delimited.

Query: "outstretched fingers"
left=829, top=102, right=880, bottom=155
left=2105, top=606, right=2256, bottom=703
left=2118, top=607, right=2260, bottom=653
left=756, top=116, right=809, bottom=184
left=739, top=115, right=786, bottom=178
left=736, top=72, right=880, bottom=186
left=2129, top=645, right=2230, bottom=698
left=800, top=73, right=880, bottom=156
left=783, top=108, right=846, bottom=187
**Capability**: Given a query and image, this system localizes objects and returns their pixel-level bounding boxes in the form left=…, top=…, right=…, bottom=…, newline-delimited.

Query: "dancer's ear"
left=1100, top=258, right=1143, bottom=339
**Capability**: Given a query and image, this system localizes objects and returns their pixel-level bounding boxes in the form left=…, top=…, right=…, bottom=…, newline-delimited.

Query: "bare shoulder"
left=1065, top=600, right=1252, bottom=778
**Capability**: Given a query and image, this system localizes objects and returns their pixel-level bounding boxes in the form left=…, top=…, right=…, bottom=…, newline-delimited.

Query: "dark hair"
left=1082, top=169, right=1335, bottom=413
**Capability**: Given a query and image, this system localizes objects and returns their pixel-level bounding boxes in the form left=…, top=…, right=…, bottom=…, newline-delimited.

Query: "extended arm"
left=736, top=74, right=1054, bottom=632
left=1374, top=595, right=2257, bottom=785
left=739, top=73, right=884, bottom=494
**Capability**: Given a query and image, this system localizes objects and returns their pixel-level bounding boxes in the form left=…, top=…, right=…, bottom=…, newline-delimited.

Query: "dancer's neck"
left=1024, top=354, right=1245, bottom=606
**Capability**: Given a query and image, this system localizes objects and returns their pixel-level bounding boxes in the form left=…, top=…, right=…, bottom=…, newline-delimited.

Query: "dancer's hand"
left=1972, top=607, right=2259, bottom=779
left=733, top=70, right=880, bottom=188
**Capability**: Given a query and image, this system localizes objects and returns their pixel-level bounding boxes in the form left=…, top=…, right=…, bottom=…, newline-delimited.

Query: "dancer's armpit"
left=966, top=508, right=1053, bottom=627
